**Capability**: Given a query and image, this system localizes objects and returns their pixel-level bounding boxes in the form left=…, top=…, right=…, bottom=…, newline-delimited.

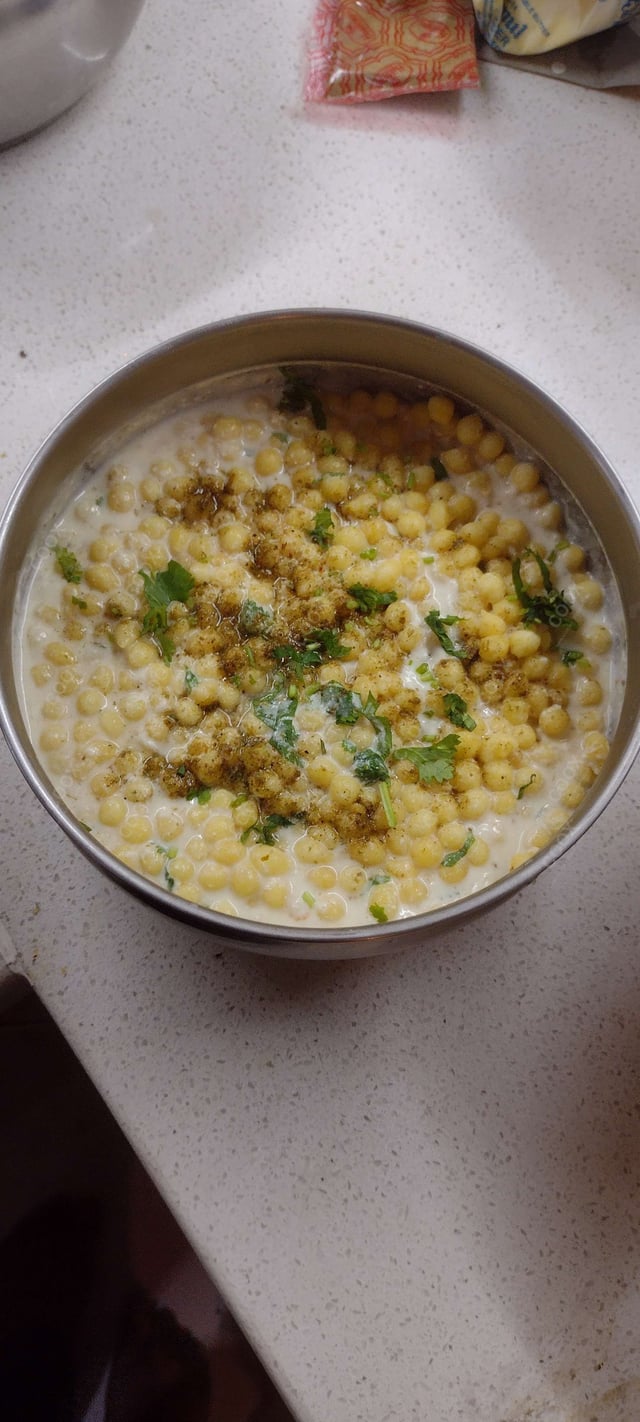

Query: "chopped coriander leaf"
left=164, top=865, right=175, bottom=891
left=561, top=648, right=585, bottom=667
left=378, top=780, right=397, bottom=830
left=71, top=596, right=87, bottom=609
left=359, top=547, right=377, bottom=560
left=53, top=544, right=83, bottom=584
left=369, top=873, right=391, bottom=886
left=271, top=643, right=323, bottom=677
left=230, top=793, right=249, bottom=808
left=443, top=692, right=476, bottom=731
left=369, top=903, right=388, bottom=924
left=548, top=539, right=570, bottom=564
left=441, top=830, right=474, bottom=869
left=273, top=430, right=290, bottom=444
left=271, top=627, right=351, bottom=680
left=186, top=785, right=212, bottom=804
left=95, top=496, right=104, bottom=507
left=406, top=471, right=416, bottom=490
left=342, top=738, right=357, bottom=754
left=155, top=843, right=178, bottom=860
left=319, top=437, right=337, bottom=457
left=184, top=667, right=199, bottom=692
left=425, top=609, right=468, bottom=660
left=246, top=646, right=256, bottom=667
left=319, top=684, right=391, bottom=754
left=352, top=748, right=389, bottom=785
left=348, top=583, right=398, bottom=614
left=511, top=549, right=578, bottom=631
left=393, top=734, right=460, bottom=785
left=431, top=457, right=448, bottom=482
left=138, top=560, right=195, bottom=665
left=320, top=684, right=395, bottom=826
left=317, top=682, right=361, bottom=724
left=517, top=773, right=538, bottom=800
left=416, top=662, right=440, bottom=687
left=238, top=599, right=273, bottom=636
left=78, top=821, right=92, bottom=834
left=308, top=506, right=334, bottom=548
left=176, top=764, right=187, bottom=777
left=423, top=556, right=435, bottom=564
left=241, top=813, right=296, bottom=845
left=140, top=560, right=195, bottom=608
left=278, top=367, right=327, bottom=429
left=302, top=890, right=315, bottom=908
left=254, top=688, right=300, bottom=764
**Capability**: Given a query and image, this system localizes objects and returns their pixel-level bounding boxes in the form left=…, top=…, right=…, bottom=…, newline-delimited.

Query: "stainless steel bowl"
left=0, top=0, right=146, bottom=148
left=1, top=310, right=639, bottom=959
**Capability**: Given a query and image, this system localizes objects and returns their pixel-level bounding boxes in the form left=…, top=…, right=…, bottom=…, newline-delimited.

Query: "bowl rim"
left=1, top=306, right=639, bottom=953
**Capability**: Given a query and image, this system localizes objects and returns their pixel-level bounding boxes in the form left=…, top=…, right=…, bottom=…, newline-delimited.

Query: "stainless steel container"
left=0, top=0, right=146, bottom=148
left=1, top=310, right=639, bottom=959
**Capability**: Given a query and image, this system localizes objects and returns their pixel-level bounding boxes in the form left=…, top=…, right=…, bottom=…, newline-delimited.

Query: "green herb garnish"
left=319, top=683, right=395, bottom=826
left=360, top=547, right=377, bottom=561
left=230, top=793, right=249, bottom=808
left=561, top=648, right=585, bottom=667
left=431, top=457, right=448, bottom=482
left=308, top=506, right=334, bottom=548
left=548, top=540, right=570, bottom=564
left=71, top=596, right=87, bottom=610
left=279, top=367, right=326, bottom=429
left=441, top=830, right=474, bottom=869
left=54, top=545, right=83, bottom=584
left=352, top=748, right=390, bottom=785
left=154, top=842, right=178, bottom=890
left=254, top=688, right=300, bottom=764
left=416, top=662, right=440, bottom=687
left=317, top=682, right=361, bottom=724
left=511, top=549, right=578, bottom=631
left=393, top=734, right=460, bottom=785
left=138, top=560, right=195, bottom=664
left=241, top=813, right=296, bottom=845
left=186, top=785, right=212, bottom=804
left=443, top=693, right=476, bottom=731
left=369, top=873, right=391, bottom=886
left=302, top=890, right=316, bottom=908
left=184, top=667, right=199, bottom=692
left=517, top=773, right=538, bottom=800
left=271, top=627, right=351, bottom=680
left=348, top=583, right=398, bottom=614
left=238, top=599, right=273, bottom=637
left=425, top=609, right=468, bottom=660
left=369, top=903, right=388, bottom=924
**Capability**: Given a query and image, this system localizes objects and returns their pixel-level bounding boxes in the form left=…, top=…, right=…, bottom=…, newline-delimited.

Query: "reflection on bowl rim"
left=1, top=309, right=639, bottom=959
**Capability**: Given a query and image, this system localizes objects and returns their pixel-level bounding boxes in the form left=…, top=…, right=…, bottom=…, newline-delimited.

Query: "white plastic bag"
left=473, top=0, right=640, bottom=54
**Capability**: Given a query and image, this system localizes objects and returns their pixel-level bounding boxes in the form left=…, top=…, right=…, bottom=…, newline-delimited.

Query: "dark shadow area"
left=0, top=986, right=294, bottom=1422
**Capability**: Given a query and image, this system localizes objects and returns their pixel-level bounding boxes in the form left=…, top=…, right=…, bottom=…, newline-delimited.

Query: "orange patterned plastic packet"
left=305, top=0, right=480, bottom=103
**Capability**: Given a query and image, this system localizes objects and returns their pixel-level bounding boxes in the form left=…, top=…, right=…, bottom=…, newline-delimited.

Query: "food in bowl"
left=20, top=369, right=619, bottom=928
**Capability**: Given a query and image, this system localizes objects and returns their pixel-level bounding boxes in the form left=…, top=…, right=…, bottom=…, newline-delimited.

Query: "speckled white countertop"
left=2, top=6, right=640, bottom=1419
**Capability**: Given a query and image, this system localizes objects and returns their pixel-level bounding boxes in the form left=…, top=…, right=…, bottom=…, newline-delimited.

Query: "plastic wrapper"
left=306, top=0, right=479, bottom=103
left=473, top=0, right=640, bottom=55
left=478, top=18, right=640, bottom=87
